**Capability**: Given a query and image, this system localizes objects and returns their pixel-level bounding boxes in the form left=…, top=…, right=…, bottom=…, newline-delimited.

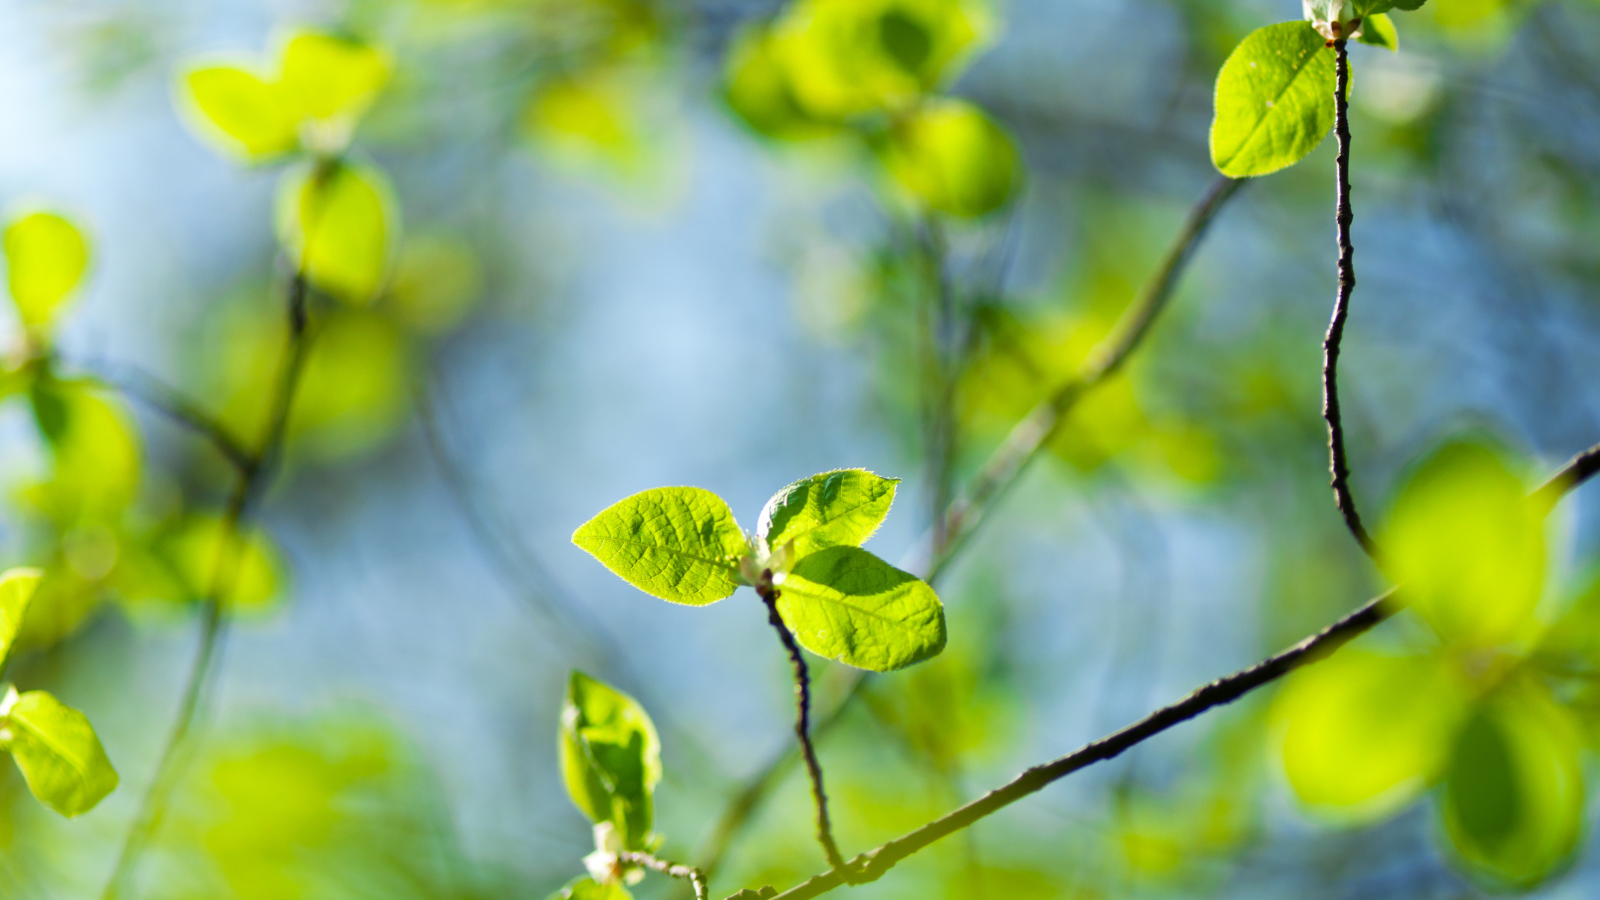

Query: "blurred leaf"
left=1210, top=21, right=1336, bottom=178
left=549, top=877, right=633, bottom=900
left=560, top=671, right=661, bottom=851
left=164, top=514, right=285, bottom=612
left=291, top=309, right=410, bottom=460
left=572, top=487, right=746, bottom=606
left=724, top=25, right=841, bottom=140
left=0, top=688, right=117, bottom=817
left=177, top=65, right=301, bottom=162
left=1379, top=440, right=1543, bottom=647
left=277, top=160, right=399, bottom=305
left=1359, top=13, right=1400, bottom=50
left=525, top=73, right=646, bottom=172
left=879, top=98, right=1020, bottom=218
left=777, top=546, right=946, bottom=671
left=0, top=569, right=42, bottom=670
left=277, top=31, right=391, bottom=122
left=20, top=379, right=142, bottom=518
left=386, top=234, right=483, bottom=335
left=15, top=567, right=105, bottom=648
left=1274, top=648, right=1470, bottom=821
left=4, top=211, right=90, bottom=330
left=1440, top=681, right=1583, bottom=889
left=759, top=469, right=899, bottom=558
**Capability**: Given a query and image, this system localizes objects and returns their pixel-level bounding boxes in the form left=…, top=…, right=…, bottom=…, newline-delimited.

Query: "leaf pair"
left=0, top=569, right=118, bottom=817
left=573, top=469, right=946, bottom=672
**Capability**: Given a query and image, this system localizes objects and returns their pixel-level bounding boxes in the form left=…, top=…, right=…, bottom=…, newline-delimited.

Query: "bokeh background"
left=4, top=0, right=1600, bottom=898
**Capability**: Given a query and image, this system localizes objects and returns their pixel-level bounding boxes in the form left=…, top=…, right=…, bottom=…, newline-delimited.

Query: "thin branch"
left=757, top=582, right=847, bottom=874
left=930, top=175, right=1245, bottom=580
left=1324, top=39, right=1375, bottom=556
left=619, top=852, right=709, bottom=900
left=82, top=358, right=253, bottom=473
left=102, top=271, right=316, bottom=900
left=1532, top=441, right=1600, bottom=509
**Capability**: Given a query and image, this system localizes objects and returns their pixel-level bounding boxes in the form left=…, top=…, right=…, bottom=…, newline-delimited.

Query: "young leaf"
left=0, top=569, right=43, bottom=670
left=276, top=160, right=399, bottom=306
left=1378, top=440, right=1544, bottom=648
left=1440, top=683, right=1583, bottom=889
left=177, top=65, right=301, bottom=162
left=776, top=546, right=946, bottom=672
left=4, top=211, right=90, bottom=330
left=0, top=688, right=118, bottom=817
left=560, top=672, right=661, bottom=851
left=1358, top=13, right=1399, bottom=50
left=548, top=877, right=633, bottom=900
left=1210, top=22, right=1336, bottom=178
left=759, top=469, right=899, bottom=558
left=573, top=487, right=747, bottom=606
left=879, top=98, right=1021, bottom=218
left=277, top=32, right=391, bottom=122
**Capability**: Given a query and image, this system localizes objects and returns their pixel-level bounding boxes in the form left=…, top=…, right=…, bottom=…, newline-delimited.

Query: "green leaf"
left=776, top=546, right=946, bottom=672
left=177, top=64, right=301, bottom=162
left=276, top=160, right=399, bottom=306
left=1273, top=648, right=1470, bottom=822
left=1440, top=682, right=1583, bottom=889
left=0, top=569, right=43, bottom=671
left=759, top=469, right=899, bottom=558
left=548, top=877, right=633, bottom=900
left=559, top=672, right=661, bottom=851
left=277, top=31, right=391, bottom=122
left=1378, top=440, right=1544, bottom=648
left=1210, top=22, right=1336, bottom=178
left=879, top=98, right=1021, bottom=218
left=572, top=487, right=747, bottom=606
left=4, top=211, right=90, bottom=330
left=165, top=515, right=285, bottom=611
left=1358, top=13, right=1399, bottom=50
left=0, top=688, right=118, bottom=816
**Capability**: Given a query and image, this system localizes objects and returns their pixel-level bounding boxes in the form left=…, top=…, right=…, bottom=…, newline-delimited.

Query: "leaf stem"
left=1324, top=39, right=1374, bottom=556
left=756, top=582, right=848, bottom=875
left=78, top=359, right=253, bottom=474
left=619, top=852, right=710, bottom=900
left=102, top=270, right=316, bottom=900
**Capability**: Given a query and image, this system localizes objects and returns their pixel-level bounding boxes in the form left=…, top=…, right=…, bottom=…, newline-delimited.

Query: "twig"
left=1532, top=440, right=1600, bottom=509
left=930, top=175, right=1245, bottom=580
left=102, top=270, right=317, bottom=900
left=81, top=358, right=253, bottom=473
left=619, top=852, right=710, bottom=900
left=1324, top=39, right=1375, bottom=556
left=756, top=582, right=847, bottom=874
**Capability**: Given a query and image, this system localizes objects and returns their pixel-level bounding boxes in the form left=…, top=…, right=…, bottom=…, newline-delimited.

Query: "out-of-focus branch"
left=80, top=358, right=252, bottom=473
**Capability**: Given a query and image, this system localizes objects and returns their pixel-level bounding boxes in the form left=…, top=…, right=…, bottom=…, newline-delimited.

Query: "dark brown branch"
left=619, top=852, right=709, bottom=900
left=1324, top=40, right=1375, bottom=556
left=930, top=175, right=1245, bottom=580
left=1532, top=441, right=1600, bottom=509
left=757, top=583, right=847, bottom=874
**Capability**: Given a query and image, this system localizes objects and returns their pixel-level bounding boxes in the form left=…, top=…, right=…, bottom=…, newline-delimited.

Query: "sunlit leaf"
left=0, top=569, right=42, bottom=670
left=724, top=25, right=841, bottom=140
left=1274, top=648, right=1470, bottom=821
left=759, top=469, right=899, bottom=558
left=276, top=160, right=398, bottom=306
left=1358, top=13, right=1399, bottom=50
left=572, top=487, right=746, bottom=605
left=23, top=379, right=142, bottom=518
left=177, top=64, right=301, bottom=162
left=560, top=671, right=661, bottom=851
left=1379, top=440, right=1543, bottom=647
left=165, top=514, right=285, bottom=612
left=277, top=31, right=391, bottom=122
left=0, top=688, right=117, bottom=816
left=290, top=309, right=410, bottom=460
left=4, top=211, right=90, bottom=330
left=879, top=98, right=1021, bottom=218
left=1210, top=21, right=1336, bottom=178
left=549, top=877, right=633, bottom=900
left=1440, top=681, right=1583, bottom=889
left=14, top=568, right=105, bottom=649
left=777, top=546, right=946, bottom=671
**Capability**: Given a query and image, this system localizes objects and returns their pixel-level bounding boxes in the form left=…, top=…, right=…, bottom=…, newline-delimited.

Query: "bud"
left=1303, top=0, right=1364, bottom=41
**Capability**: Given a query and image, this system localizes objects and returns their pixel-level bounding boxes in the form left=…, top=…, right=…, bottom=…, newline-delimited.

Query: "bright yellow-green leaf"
left=277, top=161, right=398, bottom=305
left=4, top=211, right=90, bottom=330
left=549, top=877, right=633, bottom=900
left=724, top=25, right=842, bottom=140
left=1210, top=22, right=1336, bottom=178
left=14, top=568, right=105, bottom=649
left=572, top=487, right=747, bottom=606
left=23, top=379, right=142, bottom=519
left=290, top=309, right=410, bottom=460
left=0, top=688, right=117, bottom=817
left=1358, top=13, right=1400, bottom=50
left=277, top=32, right=391, bottom=123
left=387, top=235, right=482, bottom=335
left=559, top=671, right=661, bottom=851
left=0, top=569, right=43, bottom=670
left=1274, top=648, right=1470, bottom=821
left=1379, top=440, right=1544, bottom=648
left=177, top=65, right=301, bottom=162
left=777, top=546, right=946, bottom=671
left=880, top=98, right=1021, bottom=218
left=1440, top=682, right=1583, bottom=889
left=166, top=515, right=284, bottom=611
left=759, top=469, right=899, bottom=558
